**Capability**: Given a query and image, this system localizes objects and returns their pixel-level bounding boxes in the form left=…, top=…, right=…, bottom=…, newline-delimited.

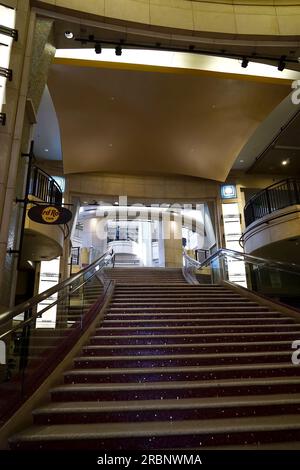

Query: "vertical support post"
left=16, top=140, right=34, bottom=270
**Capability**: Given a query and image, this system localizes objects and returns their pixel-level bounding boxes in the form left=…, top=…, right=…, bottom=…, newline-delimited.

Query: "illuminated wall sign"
left=0, top=4, right=16, bottom=114
left=36, top=258, right=60, bottom=329
left=28, top=205, right=72, bottom=225
left=222, top=202, right=247, bottom=288
left=220, top=184, right=237, bottom=199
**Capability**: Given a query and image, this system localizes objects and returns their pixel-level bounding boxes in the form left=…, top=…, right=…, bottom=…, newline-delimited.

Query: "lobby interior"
left=1, top=0, right=300, bottom=451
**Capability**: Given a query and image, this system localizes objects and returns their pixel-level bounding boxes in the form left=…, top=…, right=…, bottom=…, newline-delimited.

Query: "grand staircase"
left=9, top=268, right=300, bottom=449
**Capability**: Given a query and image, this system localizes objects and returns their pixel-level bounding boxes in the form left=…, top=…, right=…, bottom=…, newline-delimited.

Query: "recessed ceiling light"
left=281, top=160, right=288, bottom=166
left=239, top=159, right=244, bottom=163
left=64, top=31, right=74, bottom=39
left=44, top=148, right=49, bottom=152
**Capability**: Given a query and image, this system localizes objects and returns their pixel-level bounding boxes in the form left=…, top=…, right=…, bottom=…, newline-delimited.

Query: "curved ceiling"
left=48, top=61, right=289, bottom=181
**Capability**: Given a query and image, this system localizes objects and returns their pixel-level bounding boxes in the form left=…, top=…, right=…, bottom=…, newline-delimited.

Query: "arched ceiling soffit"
left=48, top=61, right=289, bottom=181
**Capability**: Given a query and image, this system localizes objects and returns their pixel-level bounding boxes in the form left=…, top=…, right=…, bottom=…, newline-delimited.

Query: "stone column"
left=0, top=10, right=56, bottom=309
left=163, top=213, right=183, bottom=268
left=0, top=1, right=33, bottom=308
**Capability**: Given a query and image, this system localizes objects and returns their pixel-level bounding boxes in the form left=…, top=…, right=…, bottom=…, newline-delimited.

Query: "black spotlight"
left=115, top=45, right=122, bottom=56
left=241, top=57, right=249, bottom=68
left=278, top=56, right=286, bottom=71
left=95, top=43, right=102, bottom=54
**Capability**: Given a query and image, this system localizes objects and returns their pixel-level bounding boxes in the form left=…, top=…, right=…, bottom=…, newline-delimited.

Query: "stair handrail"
left=183, top=248, right=300, bottom=276
left=0, top=249, right=115, bottom=326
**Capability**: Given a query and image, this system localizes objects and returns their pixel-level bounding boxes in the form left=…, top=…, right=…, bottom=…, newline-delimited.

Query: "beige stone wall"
left=68, top=172, right=219, bottom=202
left=36, top=0, right=300, bottom=36
left=163, top=215, right=183, bottom=267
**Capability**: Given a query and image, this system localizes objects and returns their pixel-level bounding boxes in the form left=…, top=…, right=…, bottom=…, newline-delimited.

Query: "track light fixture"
left=95, top=43, right=102, bottom=54
left=115, top=45, right=122, bottom=56
left=278, top=56, right=286, bottom=71
left=241, top=57, right=249, bottom=68
left=71, top=33, right=296, bottom=70
left=64, top=31, right=74, bottom=39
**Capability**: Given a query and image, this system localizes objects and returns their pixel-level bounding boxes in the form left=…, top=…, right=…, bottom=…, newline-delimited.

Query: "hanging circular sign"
left=41, top=206, right=60, bottom=223
left=28, top=205, right=72, bottom=225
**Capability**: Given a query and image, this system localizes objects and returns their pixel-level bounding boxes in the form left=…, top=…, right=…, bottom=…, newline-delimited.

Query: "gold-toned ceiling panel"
left=48, top=63, right=289, bottom=181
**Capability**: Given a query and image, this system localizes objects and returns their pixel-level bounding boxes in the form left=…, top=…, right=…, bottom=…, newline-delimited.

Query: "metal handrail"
left=244, top=178, right=300, bottom=227
left=244, top=178, right=293, bottom=208
left=0, top=249, right=114, bottom=326
left=183, top=248, right=300, bottom=276
left=29, top=165, right=63, bottom=206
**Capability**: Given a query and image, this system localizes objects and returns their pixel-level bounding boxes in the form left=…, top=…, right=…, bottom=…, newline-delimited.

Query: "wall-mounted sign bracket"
left=0, top=66, right=12, bottom=81
left=0, top=112, right=6, bottom=125
left=0, top=24, right=18, bottom=41
left=7, top=248, right=20, bottom=254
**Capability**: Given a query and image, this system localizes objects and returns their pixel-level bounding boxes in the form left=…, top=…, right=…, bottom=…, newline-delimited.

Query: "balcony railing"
left=28, top=166, right=63, bottom=206
left=244, top=178, right=300, bottom=227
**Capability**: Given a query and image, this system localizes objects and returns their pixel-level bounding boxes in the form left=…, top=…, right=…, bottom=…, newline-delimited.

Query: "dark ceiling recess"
left=248, top=110, right=300, bottom=176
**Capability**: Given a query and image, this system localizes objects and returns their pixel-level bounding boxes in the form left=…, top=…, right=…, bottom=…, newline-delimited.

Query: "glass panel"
left=0, top=251, right=113, bottom=424
left=193, top=251, right=300, bottom=309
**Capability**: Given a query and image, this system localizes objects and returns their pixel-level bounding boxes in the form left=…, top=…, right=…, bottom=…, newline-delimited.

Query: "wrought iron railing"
left=244, top=178, right=300, bottom=227
left=28, top=166, right=63, bottom=206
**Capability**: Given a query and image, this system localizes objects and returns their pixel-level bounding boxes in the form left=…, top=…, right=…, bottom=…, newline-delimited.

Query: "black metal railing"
left=244, top=178, right=300, bottom=227
left=28, top=166, right=63, bottom=206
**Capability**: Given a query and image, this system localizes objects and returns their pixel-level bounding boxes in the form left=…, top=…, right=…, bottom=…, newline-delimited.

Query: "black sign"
left=28, top=205, right=72, bottom=225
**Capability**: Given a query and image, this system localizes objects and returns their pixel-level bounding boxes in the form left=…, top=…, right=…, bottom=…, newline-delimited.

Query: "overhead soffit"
left=48, top=61, right=290, bottom=182
left=248, top=112, right=300, bottom=175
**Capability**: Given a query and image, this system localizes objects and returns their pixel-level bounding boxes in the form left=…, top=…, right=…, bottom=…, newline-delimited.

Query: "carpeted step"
left=64, top=363, right=299, bottom=384
left=101, top=317, right=294, bottom=327
left=83, top=340, right=294, bottom=355
left=51, top=376, right=300, bottom=403
left=73, top=350, right=294, bottom=368
left=10, top=414, right=300, bottom=450
left=8, top=273, right=300, bottom=450
left=94, top=324, right=300, bottom=336
left=32, top=394, right=300, bottom=425
left=89, top=330, right=300, bottom=345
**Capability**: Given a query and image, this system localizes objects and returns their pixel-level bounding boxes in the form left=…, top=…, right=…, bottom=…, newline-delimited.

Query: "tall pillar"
left=0, top=10, right=56, bottom=309
left=163, top=213, right=183, bottom=268
left=0, top=1, right=33, bottom=309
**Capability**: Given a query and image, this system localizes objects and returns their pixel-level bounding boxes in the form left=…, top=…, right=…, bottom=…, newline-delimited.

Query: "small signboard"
left=220, top=184, right=237, bottom=199
left=28, top=205, right=72, bottom=225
